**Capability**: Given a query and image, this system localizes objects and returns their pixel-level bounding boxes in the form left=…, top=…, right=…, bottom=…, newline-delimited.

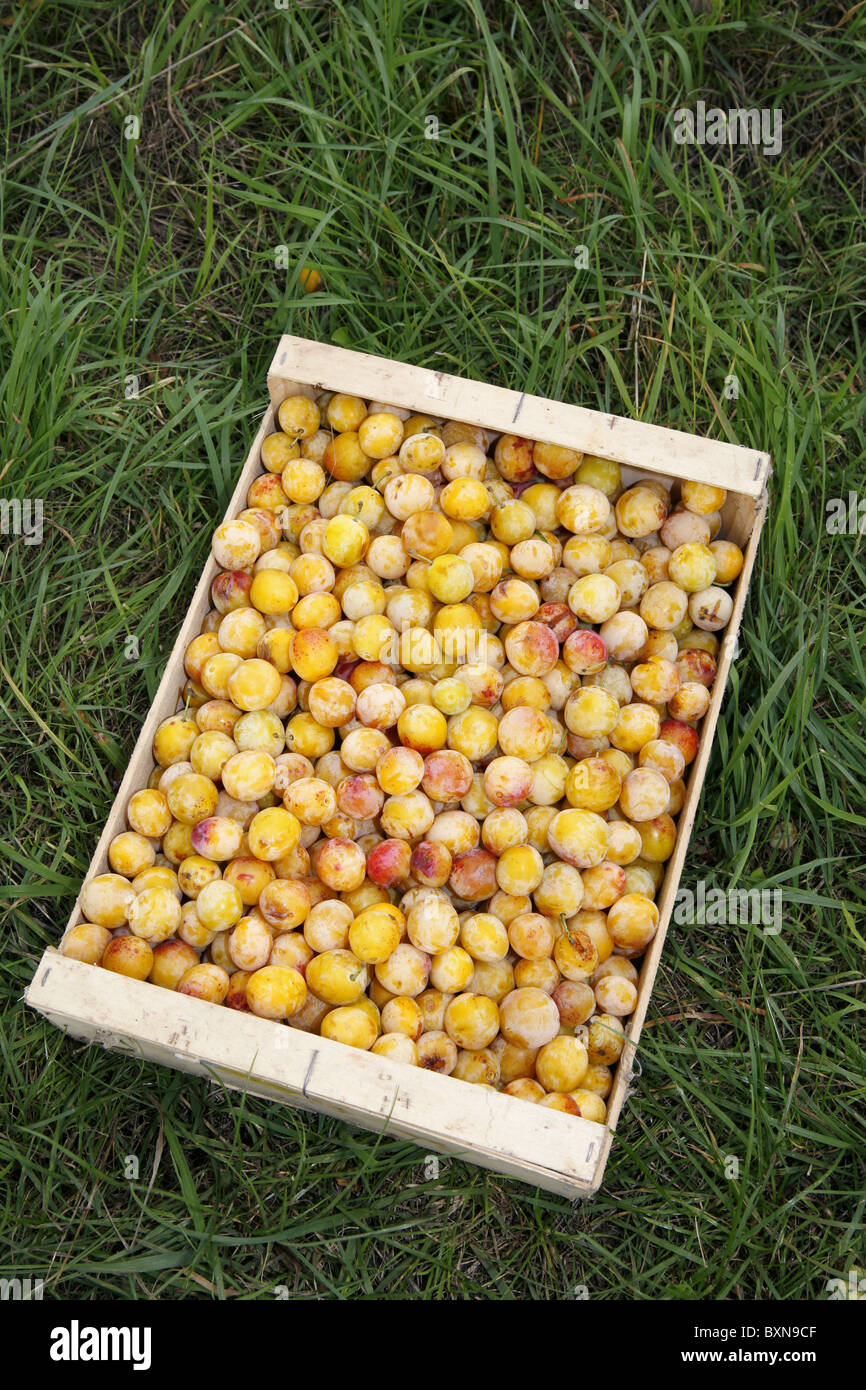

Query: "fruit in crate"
left=68, top=394, right=745, bottom=1126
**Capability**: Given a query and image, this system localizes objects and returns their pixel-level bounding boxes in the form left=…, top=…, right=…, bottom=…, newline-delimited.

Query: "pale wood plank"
left=268, top=335, right=771, bottom=497
left=26, top=952, right=604, bottom=1197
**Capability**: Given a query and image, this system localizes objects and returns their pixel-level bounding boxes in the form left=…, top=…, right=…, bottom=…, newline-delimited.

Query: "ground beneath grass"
left=1, top=0, right=864, bottom=1299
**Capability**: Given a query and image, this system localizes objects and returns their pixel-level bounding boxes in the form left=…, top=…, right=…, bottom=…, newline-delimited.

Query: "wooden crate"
left=26, top=335, right=771, bottom=1198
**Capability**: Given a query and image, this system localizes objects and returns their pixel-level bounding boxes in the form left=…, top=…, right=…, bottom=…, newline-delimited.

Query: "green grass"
left=2, top=0, right=865, bottom=1299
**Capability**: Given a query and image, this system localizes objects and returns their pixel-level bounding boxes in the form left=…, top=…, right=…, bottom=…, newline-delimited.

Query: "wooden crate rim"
left=267, top=334, right=772, bottom=498
left=27, top=952, right=610, bottom=1195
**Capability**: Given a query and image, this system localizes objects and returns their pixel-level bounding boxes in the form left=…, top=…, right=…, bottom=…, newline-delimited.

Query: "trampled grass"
left=1, top=0, right=864, bottom=1299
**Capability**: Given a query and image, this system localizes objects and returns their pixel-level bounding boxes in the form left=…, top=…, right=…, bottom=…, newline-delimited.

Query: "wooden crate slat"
left=267, top=335, right=771, bottom=498
left=26, top=954, right=606, bottom=1197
